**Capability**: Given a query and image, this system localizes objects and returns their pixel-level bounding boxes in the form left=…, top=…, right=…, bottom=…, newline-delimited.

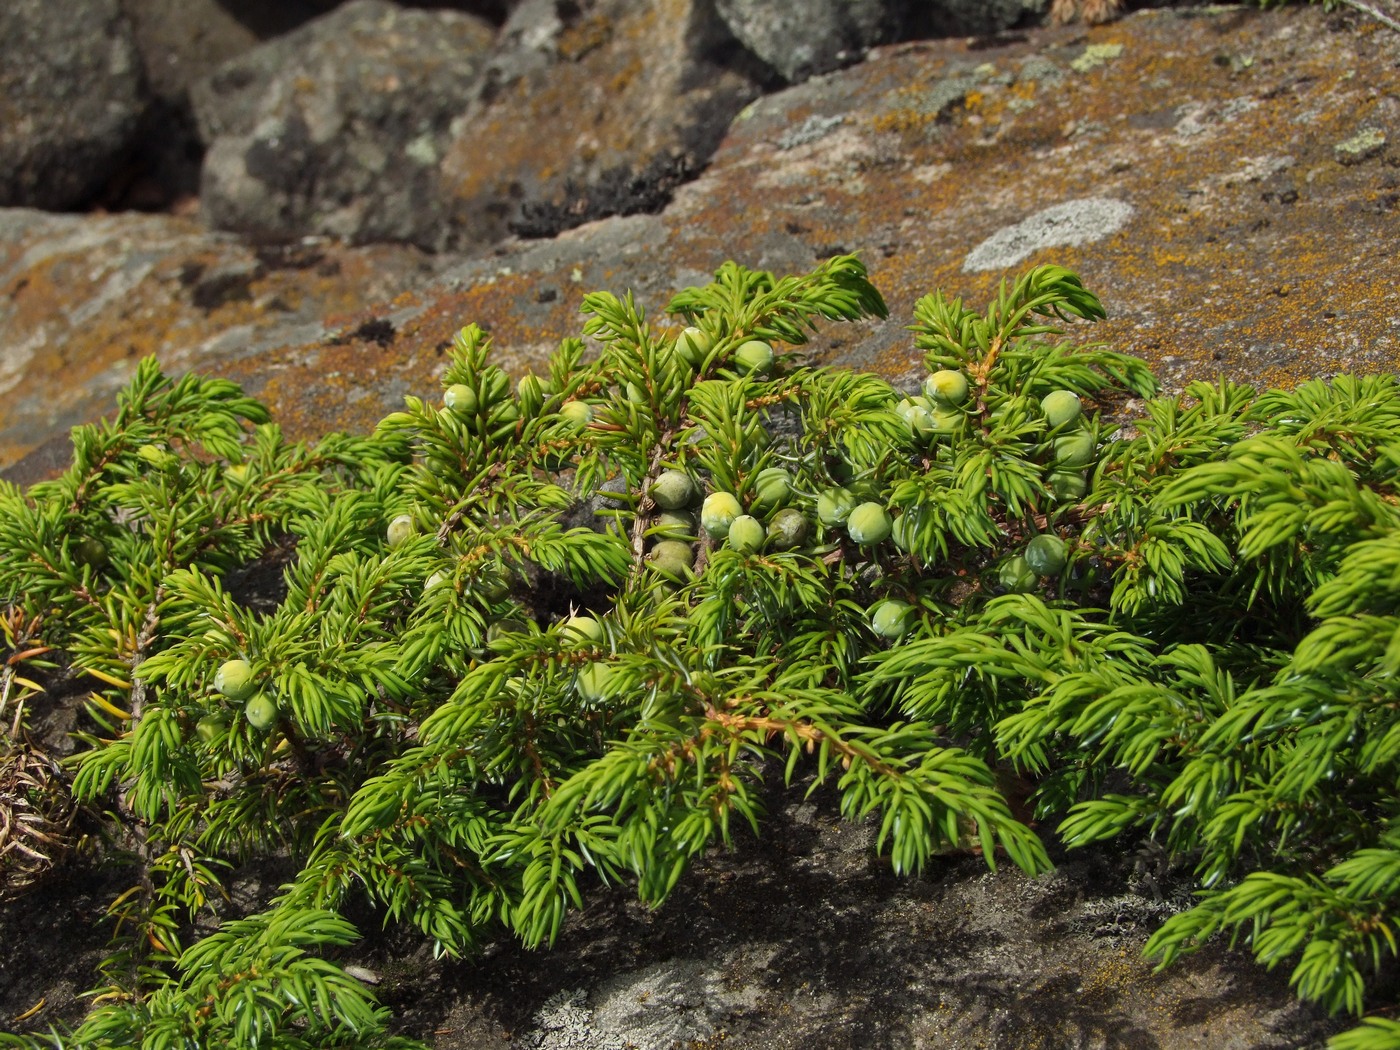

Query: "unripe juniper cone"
left=444, top=383, right=478, bottom=416
left=652, top=510, right=696, bottom=539
left=1049, top=470, right=1088, bottom=501
left=847, top=502, right=893, bottom=545
left=895, top=396, right=932, bottom=422
left=931, top=407, right=964, bottom=436
left=562, top=615, right=605, bottom=646
left=905, top=403, right=937, bottom=441
left=749, top=467, right=792, bottom=513
left=196, top=714, right=227, bottom=744
left=1025, top=534, right=1068, bottom=576
left=575, top=662, right=616, bottom=703
left=891, top=512, right=915, bottom=552
left=386, top=514, right=415, bottom=547
left=999, top=555, right=1036, bottom=593
left=243, top=693, right=279, bottom=731
left=816, top=487, right=857, bottom=528
left=870, top=599, right=915, bottom=640
left=733, top=339, right=774, bottom=376
left=766, top=508, right=810, bottom=550
left=647, top=538, right=695, bottom=578
left=1054, top=430, right=1097, bottom=468
left=1040, top=390, right=1083, bottom=428
left=75, top=537, right=108, bottom=568
left=559, top=400, right=593, bottom=428
left=214, top=659, right=256, bottom=702
left=726, top=514, right=765, bottom=553
left=650, top=470, right=695, bottom=511
left=925, top=369, right=970, bottom=407
left=701, top=491, right=742, bottom=538
left=674, top=326, right=710, bottom=366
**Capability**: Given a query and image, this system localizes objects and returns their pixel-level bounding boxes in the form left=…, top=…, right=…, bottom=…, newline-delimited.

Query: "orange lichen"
left=556, top=13, right=613, bottom=62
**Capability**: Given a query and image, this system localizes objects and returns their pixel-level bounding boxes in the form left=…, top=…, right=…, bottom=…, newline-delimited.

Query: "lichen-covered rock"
left=122, top=0, right=270, bottom=104
left=713, top=0, right=899, bottom=83
left=440, top=0, right=770, bottom=243
left=3, top=4, right=1400, bottom=507
left=0, top=0, right=146, bottom=210
left=0, top=208, right=437, bottom=482
left=193, top=0, right=496, bottom=248
left=713, top=0, right=1045, bottom=83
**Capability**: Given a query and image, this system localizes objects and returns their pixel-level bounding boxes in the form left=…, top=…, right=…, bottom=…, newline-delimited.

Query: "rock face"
left=193, top=0, right=496, bottom=248
left=4, top=4, right=1399, bottom=478
left=2, top=2, right=1400, bottom=1045
left=374, top=785, right=1341, bottom=1049
left=0, top=207, right=439, bottom=479
left=0, top=0, right=147, bottom=210
left=712, top=0, right=1046, bottom=80
left=713, top=0, right=901, bottom=82
left=439, top=0, right=772, bottom=244
left=114, top=0, right=276, bottom=210
left=121, top=0, right=273, bottom=104
left=190, top=0, right=772, bottom=249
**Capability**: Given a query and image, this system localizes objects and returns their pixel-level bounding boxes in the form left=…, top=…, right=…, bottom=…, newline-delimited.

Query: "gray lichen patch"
left=528, top=960, right=757, bottom=1049
left=1334, top=127, right=1387, bottom=165
left=962, top=197, right=1135, bottom=272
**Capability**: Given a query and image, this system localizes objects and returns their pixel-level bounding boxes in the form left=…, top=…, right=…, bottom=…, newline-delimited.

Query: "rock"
left=104, top=1, right=538, bottom=213
left=910, top=0, right=1042, bottom=39
left=366, top=784, right=1343, bottom=1048
left=440, top=0, right=772, bottom=243
left=193, top=0, right=496, bottom=248
left=712, top=0, right=1045, bottom=82
left=929, top=0, right=1041, bottom=35
left=0, top=208, right=439, bottom=482
left=121, top=0, right=270, bottom=104
left=528, top=961, right=754, bottom=1049
left=5, top=5, right=1400, bottom=483
left=0, top=0, right=147, bottom=210
left=111, top=0, right=274, bottom=211
left=712, top=0, right=900, bottom=83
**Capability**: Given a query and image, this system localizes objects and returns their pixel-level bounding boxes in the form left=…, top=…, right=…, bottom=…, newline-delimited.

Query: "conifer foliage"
left=2, top=257, right=1398, bottom=1047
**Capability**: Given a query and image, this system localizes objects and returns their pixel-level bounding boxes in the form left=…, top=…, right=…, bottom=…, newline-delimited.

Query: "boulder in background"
left=712, top=0, right=901, bottom=83
left=193, top=0, right=496, bottom=248
left=440, top=0, right=773, bottom=244
left=0, top=0, right=148, bottom=211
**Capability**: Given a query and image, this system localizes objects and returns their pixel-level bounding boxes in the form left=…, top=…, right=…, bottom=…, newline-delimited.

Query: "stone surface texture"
left=438, top=0, right=772, bottom=245
left=1, top=3, right=1399, bottom=1046
left=713, top=0, right=902, bottom=82
left=121, top=0, right=268, bottom=103
left=7, top=3, right=1394, bottom=482
left=0, top=207, right=439, bottom=481
left=0, top=0, right=148, bottom=210
left=387, top=785, right=1338, bottom=1048
left=193, top=0, right=497, bottom=248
